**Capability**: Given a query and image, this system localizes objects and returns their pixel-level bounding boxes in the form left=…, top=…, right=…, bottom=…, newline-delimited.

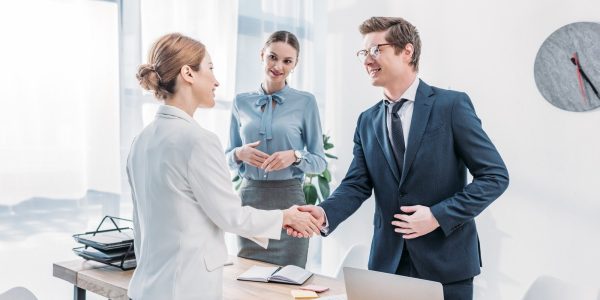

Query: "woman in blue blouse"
left=225, top=31, right=326, bottom=267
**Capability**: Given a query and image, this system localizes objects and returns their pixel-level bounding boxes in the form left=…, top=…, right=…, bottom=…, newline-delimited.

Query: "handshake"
left=281, top=205, right=326, bottom=238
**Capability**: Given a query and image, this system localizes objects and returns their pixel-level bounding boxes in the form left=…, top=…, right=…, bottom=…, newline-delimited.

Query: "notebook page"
left=270, top=265, right=312, bottom=284
left=237, top=266, right=280, bottom=282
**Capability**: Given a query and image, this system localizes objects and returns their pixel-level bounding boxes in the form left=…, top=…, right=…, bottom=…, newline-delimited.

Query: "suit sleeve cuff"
left=430, top=202, right=457, bottom=237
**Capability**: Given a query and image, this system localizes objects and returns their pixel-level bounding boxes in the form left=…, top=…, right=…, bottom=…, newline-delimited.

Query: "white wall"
left=322, top=1, right=600, bottom=299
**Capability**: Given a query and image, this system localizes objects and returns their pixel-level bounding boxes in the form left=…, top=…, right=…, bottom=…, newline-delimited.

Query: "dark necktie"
left=390, top=99, right=408, bottom=176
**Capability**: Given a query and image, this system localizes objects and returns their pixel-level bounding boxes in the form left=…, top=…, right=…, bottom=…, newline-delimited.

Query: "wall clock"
left=534, top=22, right=600, bottom=112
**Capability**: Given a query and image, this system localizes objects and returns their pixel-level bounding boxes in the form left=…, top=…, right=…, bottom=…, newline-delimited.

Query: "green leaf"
left=232, top=174, right=240, bottom=182
left=320, top=169, right=331, bottom=182
left=325, top=153, right=338, bottom=159
left=303, top=183, right=318, bottom=205
left=318, top=176, right=330, bottom=200
left=324, top=143, right=334, bottom=150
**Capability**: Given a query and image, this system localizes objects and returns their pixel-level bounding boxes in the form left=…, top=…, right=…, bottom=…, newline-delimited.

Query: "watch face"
left=534, top=22, right=600, bottom=112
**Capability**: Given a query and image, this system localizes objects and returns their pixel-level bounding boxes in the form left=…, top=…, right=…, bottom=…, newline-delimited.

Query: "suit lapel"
left=371, top=102, right=400, bottom=182
left=400, top=80, right=435, bottom=186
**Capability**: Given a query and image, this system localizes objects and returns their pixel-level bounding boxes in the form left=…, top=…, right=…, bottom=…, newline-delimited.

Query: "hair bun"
left=137, top=33, right=206, bottom=100
left=136, top=63, right=162, bottom=92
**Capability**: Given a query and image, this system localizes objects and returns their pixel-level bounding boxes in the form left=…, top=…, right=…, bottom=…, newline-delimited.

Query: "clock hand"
left=577, top=66, right=599, bottom=98
left=570, top=54, right=599, bottom=99
left=570, top=52, right=588, bottom=104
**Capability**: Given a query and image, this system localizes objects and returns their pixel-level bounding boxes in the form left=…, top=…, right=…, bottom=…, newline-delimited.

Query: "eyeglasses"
left=356, top=43, right=393, bottom=63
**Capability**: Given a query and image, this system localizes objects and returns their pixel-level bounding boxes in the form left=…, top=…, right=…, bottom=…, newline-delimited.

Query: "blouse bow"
left=255, top=94, right=285, bottom=140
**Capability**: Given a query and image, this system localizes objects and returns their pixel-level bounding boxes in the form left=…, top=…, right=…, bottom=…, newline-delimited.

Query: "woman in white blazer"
left=126, top=33, right=321, bottom=300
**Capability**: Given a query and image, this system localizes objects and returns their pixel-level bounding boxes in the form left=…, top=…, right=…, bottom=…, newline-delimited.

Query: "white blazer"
left=126, top=105, right=282, bottom=300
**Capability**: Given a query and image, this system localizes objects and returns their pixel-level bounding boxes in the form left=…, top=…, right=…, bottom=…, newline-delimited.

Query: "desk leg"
left=74, top=286, right=86, bottom=300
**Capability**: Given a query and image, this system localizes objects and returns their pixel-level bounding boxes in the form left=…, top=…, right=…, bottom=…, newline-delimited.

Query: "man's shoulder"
left=363, top=100, right=383, bottom=114
left=351, top=101, right=383, bottom=125
left=424, top=82, right=466, bottom=100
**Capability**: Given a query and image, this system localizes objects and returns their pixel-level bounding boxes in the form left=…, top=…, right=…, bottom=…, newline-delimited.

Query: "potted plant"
left=303, top=134, right=337, bottom=205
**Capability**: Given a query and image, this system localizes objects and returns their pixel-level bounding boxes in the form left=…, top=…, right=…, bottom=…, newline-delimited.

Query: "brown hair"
left=136, top=33, right=206, bottom=100
left=359, top=17, right=421, bottom=71
left=263, top=30, right=300, bottom=58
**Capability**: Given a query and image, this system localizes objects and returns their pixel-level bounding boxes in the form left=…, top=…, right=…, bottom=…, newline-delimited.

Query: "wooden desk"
left=53, top=256, right=346, bottom=300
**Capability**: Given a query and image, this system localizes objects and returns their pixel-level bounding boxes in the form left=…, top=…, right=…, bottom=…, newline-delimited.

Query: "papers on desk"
left=74, top=247, right=131, bottom=261
left=318, top=295, right=347, bottom=300
left=291, top=289, right=318, bottom=299
left=237, top=265, right=313, bottom=285
left=74, top=229, right=134, bottom=251
left=71, top=217, right=136, bottom=271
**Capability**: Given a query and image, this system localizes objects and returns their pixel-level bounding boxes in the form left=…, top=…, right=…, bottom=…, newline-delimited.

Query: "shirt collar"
left=257, top=83, right=289, bottom=103
left=156, top=104, right=196, bottom=124
left=382, top=76, right=420, bottom=106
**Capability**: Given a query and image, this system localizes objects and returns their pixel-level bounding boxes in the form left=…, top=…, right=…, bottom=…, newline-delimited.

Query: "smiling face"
left=261, top=41, right=298, bottom=86
left=362, top=30, right=415, bottom=88
left=191, top=52, right=219, bottom=108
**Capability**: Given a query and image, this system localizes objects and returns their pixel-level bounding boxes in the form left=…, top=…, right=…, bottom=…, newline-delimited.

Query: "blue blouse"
left=225, top=84, right=327, bottom=180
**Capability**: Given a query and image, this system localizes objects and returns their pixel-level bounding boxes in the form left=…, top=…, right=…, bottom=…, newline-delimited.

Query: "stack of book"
left=72, top=216, right=136, bottom=270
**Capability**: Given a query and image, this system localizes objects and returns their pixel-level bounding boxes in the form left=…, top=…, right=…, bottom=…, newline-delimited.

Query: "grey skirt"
left=238, top=178, right=309, bottom=267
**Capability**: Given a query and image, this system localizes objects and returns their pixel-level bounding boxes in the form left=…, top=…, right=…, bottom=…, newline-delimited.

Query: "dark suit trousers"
left=396, top=244, right=474, bottom=300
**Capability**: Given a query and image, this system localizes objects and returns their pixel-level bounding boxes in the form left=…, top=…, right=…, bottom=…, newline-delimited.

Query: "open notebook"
left=237, top=265, right=313, bottom=285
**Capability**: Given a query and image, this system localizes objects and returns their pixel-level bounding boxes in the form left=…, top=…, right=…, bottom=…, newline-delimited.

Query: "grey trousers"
left=237, top=178, right=309, bottom=267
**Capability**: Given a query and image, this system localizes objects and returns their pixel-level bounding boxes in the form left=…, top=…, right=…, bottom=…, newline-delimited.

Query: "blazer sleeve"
left=318, top=112, right=373, bottom=235
left=188, top=133, right=282, bottom=248
left=430, top=93, right=509, bottom=236
left=126, top=158, right=142, bottom=260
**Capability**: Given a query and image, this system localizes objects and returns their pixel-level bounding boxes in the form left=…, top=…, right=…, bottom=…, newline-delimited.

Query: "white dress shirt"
left=320, top=77, right=419, bottom=234
left=384, top=76, right=419, bottom=149
left=126, top=105, right=283, bottom=300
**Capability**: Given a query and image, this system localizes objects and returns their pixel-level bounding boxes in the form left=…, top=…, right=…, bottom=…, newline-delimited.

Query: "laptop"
left=343, top=267, right=444, bottom=300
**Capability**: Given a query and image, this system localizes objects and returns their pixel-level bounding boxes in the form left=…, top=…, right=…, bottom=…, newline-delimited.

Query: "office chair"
left=522, top=275, right=595, bottom=300
left=335, top=243, right=370, bottom=278
left=0, top=287, right=38, bottom=300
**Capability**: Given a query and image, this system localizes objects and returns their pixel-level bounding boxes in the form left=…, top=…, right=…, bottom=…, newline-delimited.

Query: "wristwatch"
left=293, top=150, right=303, bottom=165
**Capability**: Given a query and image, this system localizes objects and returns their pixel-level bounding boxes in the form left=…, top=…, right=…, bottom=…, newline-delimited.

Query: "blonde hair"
left=136, top=33, right=206, bottom=100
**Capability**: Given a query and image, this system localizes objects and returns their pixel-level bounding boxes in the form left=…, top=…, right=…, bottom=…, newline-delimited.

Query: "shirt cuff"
left=320, top=208, right=330, bottom=235
left=247, top=237, right=269, bottom=249
left=227, top=147, right=243, bottom=168
left=292, top=150, right=310, bottom=170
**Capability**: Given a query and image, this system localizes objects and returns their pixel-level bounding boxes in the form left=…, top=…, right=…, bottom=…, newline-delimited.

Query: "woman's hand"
left=282, top=205, right=321, bottom=238
left=261, top=150, right=296, bottom=172
left=235, top=141, right=270, bottom=167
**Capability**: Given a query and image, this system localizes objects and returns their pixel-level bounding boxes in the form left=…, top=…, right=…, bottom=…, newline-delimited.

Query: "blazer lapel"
left=371, top=102, right=400, bottom=182
left=400, top=80, right=435, bottom=186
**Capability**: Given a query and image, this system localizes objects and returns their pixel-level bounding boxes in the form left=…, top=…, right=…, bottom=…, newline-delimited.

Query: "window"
left=0, top=1, right=119, bottom=298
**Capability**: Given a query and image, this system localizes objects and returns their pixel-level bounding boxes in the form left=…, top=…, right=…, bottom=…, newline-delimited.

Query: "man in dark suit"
left=289, top=17, right=509, bottom=300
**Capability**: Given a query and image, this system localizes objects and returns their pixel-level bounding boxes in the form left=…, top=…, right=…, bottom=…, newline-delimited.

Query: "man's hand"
left=261, top=150, right=296, bottom=172
left=391, top=205, right=440, bottom=239
left=282, top=205, right=322, bottom=238
left=286, top=205, right=326, bottom=238
left=234, top=141, right=270, bottom=167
